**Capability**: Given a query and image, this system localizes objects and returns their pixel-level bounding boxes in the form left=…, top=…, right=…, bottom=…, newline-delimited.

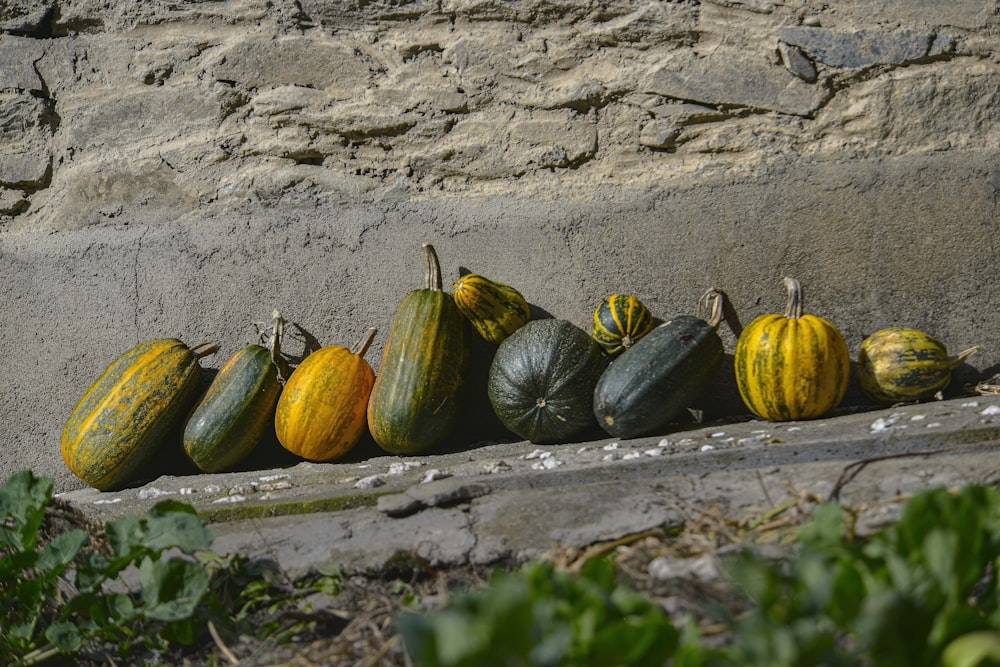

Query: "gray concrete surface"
left=58, top=394, right=1000, bottom=577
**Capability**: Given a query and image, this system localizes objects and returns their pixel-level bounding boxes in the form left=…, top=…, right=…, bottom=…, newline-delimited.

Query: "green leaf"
left=37, top=530, right=87, bottom=574
left=0, top=470, right=52, bottom=551
left=139, top=557, right=210, bottom=622
left=142, top=505, right=214, bottom=555
left=45, top=621, right=82, bottom=651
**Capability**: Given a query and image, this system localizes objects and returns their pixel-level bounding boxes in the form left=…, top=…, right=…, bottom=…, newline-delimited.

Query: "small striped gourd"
left=368, top=243, right=470, bottom=455
left=591, top=294, right=654, bottom=356
left=857, top=327, right=979, bottom=405
left=734, top=277, right=849, bottom=421
left=594, top=290, right=724, bottom=438
left=453, top=273, right=530, bottom=345
left=276, top=327, right=378, bottom=462
left=62, top=338, right=218, bottom=491
left=183, top=312, right=286, bottom=473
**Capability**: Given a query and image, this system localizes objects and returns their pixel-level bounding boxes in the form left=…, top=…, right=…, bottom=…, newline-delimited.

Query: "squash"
left=594, top=290, right=724, bottom=438
left=488, top=319, right=608, bottom=444
left=275, top=327, right=377, bottom=462
left=857, top=327, right=979, bottom=405
left=591, top=294, right=654, bottom=356
left=367, top=243, right=470, bottom=455
left=453, top=273, right=531, bottom=345
left=734, top=277, right=850, bottom=421
left=62, top=338, right=218, bottom=491
left=183, top=312, right=286, bottom=473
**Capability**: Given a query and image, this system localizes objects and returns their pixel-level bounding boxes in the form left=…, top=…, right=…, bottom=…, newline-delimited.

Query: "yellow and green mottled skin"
left=734, top=280, right=849, bottom=421
left=275, top=330, right=377, bottom=462
left=453, top=273, right=531, bottom=345
left=857, top=327, right=958, bottom=405
left=183, top=345, right=281, bottom=473
left=367, top=290, right=469, bottom=455
left=62, top=339, right=214, bottom=491
left=592, top=294, right=654, bottom=356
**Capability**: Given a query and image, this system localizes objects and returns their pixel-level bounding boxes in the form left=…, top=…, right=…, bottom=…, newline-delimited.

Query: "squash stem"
left=351, top=327, right=378, bottom=358
left=783, top=277, right=804, bottom=319
left=268, top=310, right=285, bottom=364
left=949, top=345, right=981, bottom=369
left=422, top=242, right=443, bottom=291
left=190, top=341, right=220, bottom=359
left=699, top=289, right=725, bottom=328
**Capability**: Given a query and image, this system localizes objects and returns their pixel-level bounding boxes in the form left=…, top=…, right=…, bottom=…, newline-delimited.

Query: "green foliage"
left=400, top=485, right=1000, bottom=667
left=397, top=557, right=678, bottom=667
left=0, top=470, right=344, bottom=666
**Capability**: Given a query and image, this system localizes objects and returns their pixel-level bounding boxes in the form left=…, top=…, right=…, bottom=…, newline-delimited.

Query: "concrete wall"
left=1, top=0, right=997, bottom=492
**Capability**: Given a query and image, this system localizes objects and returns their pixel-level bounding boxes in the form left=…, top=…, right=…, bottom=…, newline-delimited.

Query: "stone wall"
left=1, top=0, right=997, bottom=491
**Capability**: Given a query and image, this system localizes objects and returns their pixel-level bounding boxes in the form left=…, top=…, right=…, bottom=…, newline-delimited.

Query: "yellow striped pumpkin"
left=453, top=273, right=531, bottom=345
left=275, top=328, right=377, bottom=462
left=591, top=294, right=654, bottom=356
left=857, top=327, right=979, bottom=405
left=62, top=339, right=218, bottom=491
left=734, top=278, right=849, bottom=421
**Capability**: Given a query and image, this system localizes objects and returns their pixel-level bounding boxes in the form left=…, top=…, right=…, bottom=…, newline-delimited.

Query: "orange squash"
left=275, top=328, right=377, bottom=462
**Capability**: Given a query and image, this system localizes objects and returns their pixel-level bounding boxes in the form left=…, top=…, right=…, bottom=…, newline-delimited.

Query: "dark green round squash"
left=488, top=319, right=608, bottom=444
left=594, top=292, right=724, bottom=439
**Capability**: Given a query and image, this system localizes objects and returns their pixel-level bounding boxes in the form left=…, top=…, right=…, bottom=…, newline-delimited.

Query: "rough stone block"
left=0, top=35, right=45, bottom=92
left=0, top=1, right=54, bottom=34
left=0, top=94, right=52, bottom=187
left=778, top=27, right=934, bottom=69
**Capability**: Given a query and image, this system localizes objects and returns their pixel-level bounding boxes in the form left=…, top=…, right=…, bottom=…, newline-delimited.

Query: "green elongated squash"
left=488, top=319, right=608, bottom=444
left=183, top=312, right=286, bottom=473
left=857, top=327, right=979, bottom=405
left=276, top=327, right=378, bottom=462
left=591, top=294, right=654, bottom=356
left=453, top=273, right=531, bottom=345
left=594, top=290, right=724, bottom=438
left=62, top=338, right=218, bottom=491
left=367, top=243, right=470, bottom=455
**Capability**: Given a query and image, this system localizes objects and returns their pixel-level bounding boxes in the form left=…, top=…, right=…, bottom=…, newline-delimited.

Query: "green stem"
left=351, top=327, right=378, bottom=358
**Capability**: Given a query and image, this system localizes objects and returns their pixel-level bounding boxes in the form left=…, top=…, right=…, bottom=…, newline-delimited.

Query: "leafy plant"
left=397, top=557, right=678, bottom=667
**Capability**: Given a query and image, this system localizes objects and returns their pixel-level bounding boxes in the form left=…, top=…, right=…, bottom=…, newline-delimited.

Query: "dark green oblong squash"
left=488, top=318, right=608, bottom=444
left=367, top=243, right=470, bottom=455
left=183, top=312, right=286, bottom=473
left=62, top=338, right=218, bottom=491
left=594, top=291, right=725, bottom=439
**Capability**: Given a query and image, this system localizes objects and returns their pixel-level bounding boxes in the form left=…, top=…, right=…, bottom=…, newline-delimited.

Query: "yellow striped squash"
left=857, top=327, right=979, bottom=405
left=592, top=294, right=654, bottom=356
left=453, top=273, right=531, bottom=345
left=275, top=328, right=377, bottom=462
left=62, top=338, right=218, bottom=491
left=734, top=278, right=849, bottom=421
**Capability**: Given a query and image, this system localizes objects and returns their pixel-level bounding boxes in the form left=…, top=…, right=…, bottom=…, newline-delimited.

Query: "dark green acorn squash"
left=183, top=312, right=286, bottom=473
left=593, top=291, right=724, bottom=438
left=367, top=243, right=470, bottom=455
left=488, top=319, right=608, bottom=444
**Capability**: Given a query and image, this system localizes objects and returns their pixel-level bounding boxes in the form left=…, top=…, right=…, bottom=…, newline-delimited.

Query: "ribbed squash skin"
left=488, top=319, right=608, bottom=444
left=276, top=331, right=377, bottom=462
left=592, top=294, right=654, bottom=356
left=183, top=345, right=281, bottom=472
left=857, top=327, right=958, bottom=405
left=368, top=246, right=470, bottom=455
left=734, top=279, right=849, bottom=421
left=62, top=339, right=211, bottom=491
left=594, top=315, right=723, bottom=438
left=453, top=273, right=531, bottom=345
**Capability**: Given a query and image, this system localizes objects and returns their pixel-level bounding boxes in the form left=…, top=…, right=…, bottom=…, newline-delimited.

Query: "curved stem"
left=699, top=288, right=725, bottom=329
left=190, top=341, right=219, bottom=359
left=783, top=277, right=804, bottom=319
left=422, top=243, right=442, bottom=292
left=268, top=310, right=285, bottom=364
left=351, top=327, right=378, bottom=358
left=949, top=345, right=981, bottom=369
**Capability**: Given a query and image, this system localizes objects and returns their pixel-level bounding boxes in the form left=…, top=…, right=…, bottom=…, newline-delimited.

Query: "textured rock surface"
left=0, top=0, right=997, bottom=492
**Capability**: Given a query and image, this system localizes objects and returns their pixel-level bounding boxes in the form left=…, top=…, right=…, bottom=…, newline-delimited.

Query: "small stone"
left=93, top=498, right=122, bottom=505
left=638, top=120, right=681, bottom=149
left=212, top=495, right=247, bottom=504
left=355, top=475, right=385, bottom=490
left=389, top=461, right=423, bottom=475
left=657, top=439, right=673, bottom=448
left=259, top=473, right=291, bottom=482
left=700, top=444, right=715, bottom=452
left=603, top=442, right=620, bottom=451
left=644, top=449, right=663, bottom=457
left=524, top=449, right=548, bottom=460
left=777, top=41, right=818, bottom=83
left=482, top=460, right=513, bottom=474
left=623, top=452, right=641, bottom=460
left=981, top=405, right=1000, bottom=416
left=531, top=457, right=563, bottom=470
left=419, top=469, right=452, bottom=484
left=138, top=487, right=173, bottom=500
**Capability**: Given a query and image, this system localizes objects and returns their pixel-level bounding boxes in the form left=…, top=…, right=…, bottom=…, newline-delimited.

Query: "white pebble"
left=137, top=487, right=173, bottom=500
left=259, top=473, right=290, bottom=482
left=962, top=401, right=980, bottom=408
left=926, top=422, right=942, bottom=428
left=700, top=444, right=715, bottom=452
left=657, top=439, right=673, bottom=448
left=482, top=461, right=512, bottom=474
left=785, top=426, right=801, bottom=432
left=623, top=451, right=641, bottom=460
left=203, top=484, right=221, bottom=494
left=388, top=461, right=423, bottom=475
left=524, top=449, right=547, bottom=460
left=602, top=453, right=617, bottom=461
left=531, top=457, right=563, bottom=470
left=981, top=405, right=1000, bottom=416
left=677, top=438, right=697, bottom=447
left=910, top=414, right=926, bottom=421
left=644, top=449, right=663, bottom=457
left=737, top=435, right=769, bottom=447
left=212, top=495, right=246, bottom=504
left=420, top=469, right=452, bottom=484
left=576, top=446, right=588, bottom=454
left=93, top=497, right=121, bottom=505
left=354, top=475, right=385, bottom=490
left=710, top=431, right=727, bottom=438
left=179, top=488, right=194, bottom=496
left=602, top=442, right=620, bottom=451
